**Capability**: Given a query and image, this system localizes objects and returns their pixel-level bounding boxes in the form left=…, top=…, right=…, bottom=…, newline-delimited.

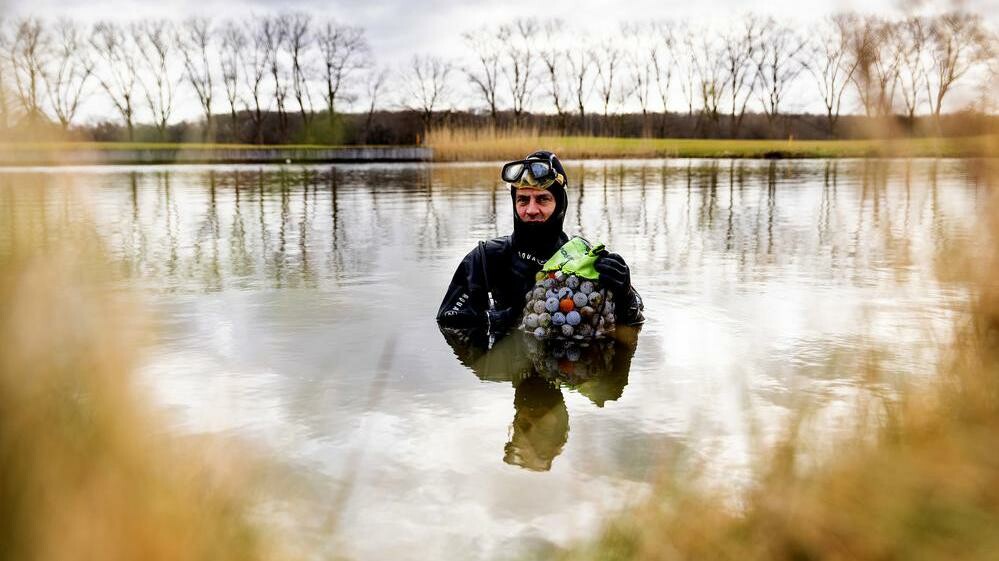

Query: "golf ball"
left=588, top=291, right=603, bottom=306
left=572, top=292, right=588, bottom=308
left=545, top=297, right=559, bottom=313
left=580, top=281, right=594, bottom=294
left=552, top=312, right=566, bottom=326
left=566, top=310, right=581, bottom=326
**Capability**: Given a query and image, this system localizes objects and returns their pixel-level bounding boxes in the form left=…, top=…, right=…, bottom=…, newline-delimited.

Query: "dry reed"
left=560, top=161, right=999, bottom=560
left=425, top=126, right=999, bottom=162
left=0, top=188, right=287, bottom=561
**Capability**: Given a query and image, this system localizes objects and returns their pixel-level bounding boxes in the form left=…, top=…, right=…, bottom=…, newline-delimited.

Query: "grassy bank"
left=426, top=128, right=999, bottom=161
left=4, top=135, right=999, bottom=165
left=0, top=141, right=431, bottom=165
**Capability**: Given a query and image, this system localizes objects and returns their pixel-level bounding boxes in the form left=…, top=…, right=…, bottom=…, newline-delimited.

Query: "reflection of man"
left=436, top=151, right=644, bottom=337
left=438, top=327, right=639, bottom=472
left=503, top=375, right=569, bottom=472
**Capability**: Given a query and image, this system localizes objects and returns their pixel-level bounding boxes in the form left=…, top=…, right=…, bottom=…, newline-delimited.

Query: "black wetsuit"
left=436, top=232, right=645, bottom=335
left=436, top=150, right=643, bottom=338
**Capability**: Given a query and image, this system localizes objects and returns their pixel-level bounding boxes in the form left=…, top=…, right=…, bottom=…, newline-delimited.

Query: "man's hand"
left=486, top=307, right=517, bottom=334
left=595, top=252, right=631, bottom=297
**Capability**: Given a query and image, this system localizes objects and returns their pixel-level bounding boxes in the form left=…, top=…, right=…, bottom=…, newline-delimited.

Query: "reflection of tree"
left=158, top=170, right=180, bottom=280
left=229, top=170, right=254, bottom=278
left=192, top=170, right=222, bottom=291
left=327, top=167, right=344, bottom=283
left=126, top=172, right=149, bottom=275
left=6, top=160, right=981, bottom=295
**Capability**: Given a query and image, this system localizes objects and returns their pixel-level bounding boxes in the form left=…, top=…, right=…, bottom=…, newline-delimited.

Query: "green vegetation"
left=4, top=135, right=999, bottom=164
left=426, top=127, right=999, bottom=161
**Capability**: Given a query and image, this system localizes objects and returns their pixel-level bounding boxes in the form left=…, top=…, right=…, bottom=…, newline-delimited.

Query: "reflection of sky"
left=0, top=159, right=984, bottom=560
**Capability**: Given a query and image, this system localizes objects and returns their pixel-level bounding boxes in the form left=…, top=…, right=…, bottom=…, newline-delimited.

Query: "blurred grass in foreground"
left=426, top=126, right=999, bottom=161
left=0, top=191, right=285, bottom=561
left=561, top=161, right=999, bottom=560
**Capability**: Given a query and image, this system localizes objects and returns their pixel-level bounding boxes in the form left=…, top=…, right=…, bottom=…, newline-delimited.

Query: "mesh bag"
left=519, top=236, right=616, bottom=341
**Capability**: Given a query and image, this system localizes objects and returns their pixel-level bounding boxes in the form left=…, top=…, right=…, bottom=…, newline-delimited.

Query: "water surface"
left=0, top=159, right=985, bottom=560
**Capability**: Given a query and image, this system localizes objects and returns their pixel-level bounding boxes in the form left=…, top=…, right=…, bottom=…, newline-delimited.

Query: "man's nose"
left=526, top=200, right=540, bottom=214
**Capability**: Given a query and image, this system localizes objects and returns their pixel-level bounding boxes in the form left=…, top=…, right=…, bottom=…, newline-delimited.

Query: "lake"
left=0, top=159, right=985, bottom=560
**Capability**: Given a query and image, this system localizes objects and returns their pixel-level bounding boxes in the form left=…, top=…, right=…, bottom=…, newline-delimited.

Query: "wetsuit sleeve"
left=437, top=248, right=491, bottom=329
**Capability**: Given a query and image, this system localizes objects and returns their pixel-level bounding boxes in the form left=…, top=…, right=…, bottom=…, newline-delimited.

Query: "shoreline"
left=1, top=136, right=997, bottom=166
left=0, top=144, right=433, bottom=166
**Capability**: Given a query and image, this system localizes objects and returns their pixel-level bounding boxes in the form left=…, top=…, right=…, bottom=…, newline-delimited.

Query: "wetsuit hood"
left=510, top=150, right=568, bottom=259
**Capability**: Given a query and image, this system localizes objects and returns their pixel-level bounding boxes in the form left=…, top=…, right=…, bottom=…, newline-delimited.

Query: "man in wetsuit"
left=436, top=151, right=644, bottom=338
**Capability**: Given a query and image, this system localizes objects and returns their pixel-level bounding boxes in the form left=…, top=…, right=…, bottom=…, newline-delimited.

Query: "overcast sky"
left=3, top=0, right=997, bottom=121
left=12, top=0, right=998, bottom=67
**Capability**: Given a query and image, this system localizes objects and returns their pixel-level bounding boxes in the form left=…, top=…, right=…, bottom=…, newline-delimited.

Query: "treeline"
left=0, top=11, right=996, bottom=144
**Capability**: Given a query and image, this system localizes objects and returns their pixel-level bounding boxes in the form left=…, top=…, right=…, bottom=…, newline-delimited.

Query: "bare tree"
left=317, top=19, right=369, bottom=126
left=850, top=16, right=902, bottom=117
left=463, top=26, right=502, bottom=126
left=263, top=15, right=289, bottom=138
left=218, top=20, right=244, bottom=139
left=403, top=54, right=452, bottom=132
left=177, top=17, right=215, bottom=138
left=9, top=17, right=48, bottom=125
left=499, top=19, right=537, bottom=124
left=622, top=22, right=654, bottom=134
left=285, top=13, right=312, bottom=129
left=722, top=15, right=763, bottom=136
left=565, top=43, right=592, bottom=129
left=592, top=40, right=622, bottom=121
left=675, top=24, right=700, bottom=116
left=979, top=29, right=999, bottom=114
left=134, top=19, right=176, bottom=139
left=44, top=19, right=95, bottom=131
left=538, top=20, right=568, bottom=131
left=0, top=20, right=11, bottom=130
left=755, top=19, right=807, bottom=127
left=363, top=66, right=387, bottom=140
left=897, top=16, right=928, bottom=120
left=805, top=13, right=861, bottom=134
left=925, top=11, right=987, bottom=120
left=243, top=17, right=270, bottom=143
left=689, top=28, right=725, bottom=126
left=650, top=20, right=675, bottom=134
left=90, top=21, right=141, bottom=140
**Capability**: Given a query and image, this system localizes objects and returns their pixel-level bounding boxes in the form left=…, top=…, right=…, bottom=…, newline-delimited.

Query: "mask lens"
left=502, top=162, right=525, bottom=183
left=528, top=162, right=551, bottom=180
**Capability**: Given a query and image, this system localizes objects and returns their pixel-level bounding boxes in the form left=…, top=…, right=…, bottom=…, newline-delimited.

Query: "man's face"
left=515, top=187, right=557, bottom=223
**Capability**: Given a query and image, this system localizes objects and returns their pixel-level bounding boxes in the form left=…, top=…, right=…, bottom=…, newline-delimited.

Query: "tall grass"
left=0, top=189, right=285, bottom=561
left=560, top=162, right=999, bottom=560
left=425, top=126, right=999, bottom=161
